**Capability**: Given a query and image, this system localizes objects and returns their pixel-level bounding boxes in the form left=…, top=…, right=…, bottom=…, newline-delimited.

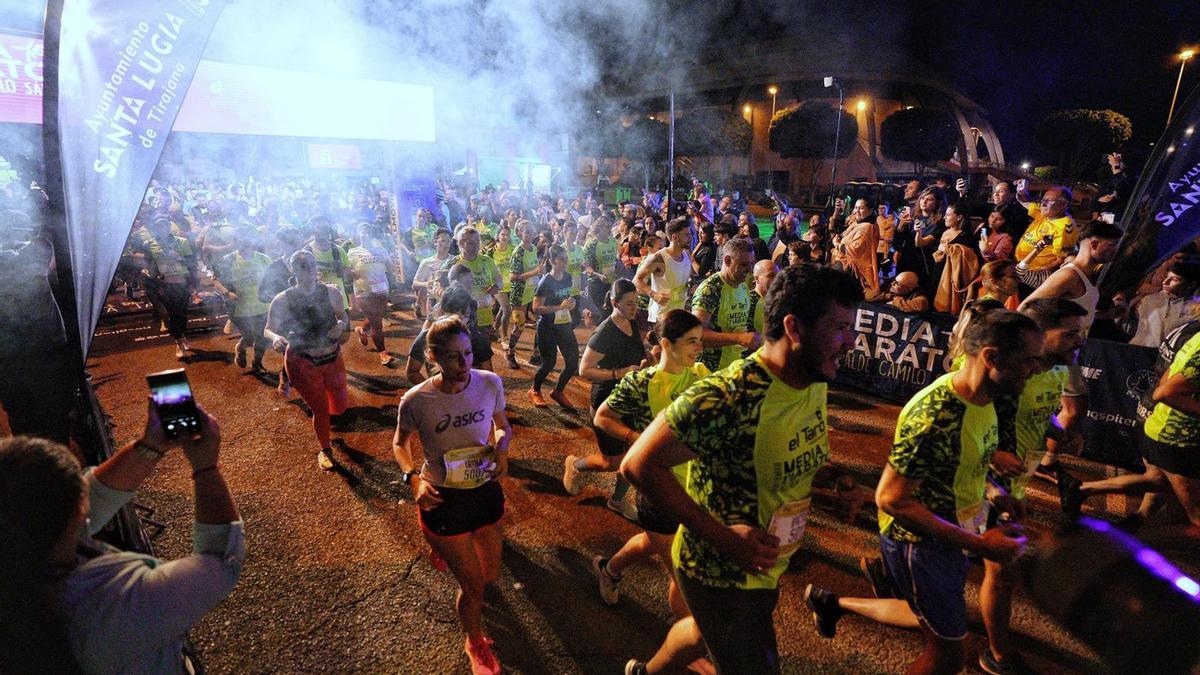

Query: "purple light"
left=1136, top=547, right=1200, bottom=600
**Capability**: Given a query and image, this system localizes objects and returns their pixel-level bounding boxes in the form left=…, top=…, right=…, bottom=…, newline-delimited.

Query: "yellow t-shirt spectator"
left=1013, top=203, right=1076, bottom=271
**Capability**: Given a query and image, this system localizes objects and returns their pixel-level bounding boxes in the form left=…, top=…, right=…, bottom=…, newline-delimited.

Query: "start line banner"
left=836, top=302, right=957, bottom=402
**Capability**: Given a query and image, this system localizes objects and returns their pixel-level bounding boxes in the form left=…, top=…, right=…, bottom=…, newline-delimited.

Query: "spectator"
left=1013, top=182, right=1077, bottom=289
left=786, top=239, right=813, bottom=268
left=830, top=197, right=881, bottom=298
left=1128, top=259, right=1200, bottom=347
left=1095, top=153, right=1134, bottom=219
left=977, top=207, right=1015, bottom=263
left=691, top=223, right=718, bottom=281
left=988, top=181, right=1032, bottom=242
left=882, top=271, right=931, bottom=313
left=0, top=405, right=242, bottom=674
left=767, top=210, right=801, bottom=264
left=934, top=202, right=982, bottom=315
left=737, top=212, right=771, bottom=261
left=894, top=187, right=946, bottom=299
left=876, top=203, right=896, bottom=276
left=967, top=259, right=1020, bottom=310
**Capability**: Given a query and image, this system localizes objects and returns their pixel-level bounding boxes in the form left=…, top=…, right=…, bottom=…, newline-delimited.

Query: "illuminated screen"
left=0, top=33, right=436, bottom=143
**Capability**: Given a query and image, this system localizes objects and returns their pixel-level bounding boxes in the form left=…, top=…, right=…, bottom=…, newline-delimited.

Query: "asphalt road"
left=82, top=306, right=1168, bottom=674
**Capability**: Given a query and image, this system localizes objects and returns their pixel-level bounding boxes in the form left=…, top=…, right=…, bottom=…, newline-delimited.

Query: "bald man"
left=749, top=259, right=780, bottom=334
left=884, top=271, right=930, bottom=313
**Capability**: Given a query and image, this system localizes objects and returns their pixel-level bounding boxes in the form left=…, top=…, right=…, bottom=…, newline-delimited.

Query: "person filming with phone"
left=0, top=398, right=242, bottom=674
left=1012, top=181, right=1078, bottom=292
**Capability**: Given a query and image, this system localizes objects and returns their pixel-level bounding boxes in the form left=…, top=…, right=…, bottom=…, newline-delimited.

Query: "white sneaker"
left=593, top=555, right=620, bottom=605
left=563, top=455, right=584, bottom=495
left=606, top=495, right=638, bottom=521
left=175, top=346, right=185, bottom=360
left=317, top=449, right=335, bottom=471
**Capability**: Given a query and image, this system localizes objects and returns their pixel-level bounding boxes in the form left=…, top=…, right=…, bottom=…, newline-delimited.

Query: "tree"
left=1034, top=109, right=1132, bottom=182
left=768, top=100, right=858, bottom=160
left=675, top=108, right=752, bottom=158
left=879, top=108, right=959, bottom=169
left=768, top=101, right=858, bottom=191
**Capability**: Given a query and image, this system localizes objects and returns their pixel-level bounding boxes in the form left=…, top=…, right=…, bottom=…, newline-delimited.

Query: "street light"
left=856, top=99, right=867, bottom=112
left=1021, top=161, right=1031, bottom=171
left=767, top=86, right=778, bottom=192
left=743, top=104, right=753, bottom=177
left=1168, top=49, right=1195, bottom=128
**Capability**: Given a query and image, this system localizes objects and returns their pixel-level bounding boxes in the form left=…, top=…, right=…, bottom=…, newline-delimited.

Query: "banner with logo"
left=54, top=0, right=225, bottom=355
left=1100, top=83, right=1200, bottom=297
left=836, top=302, right=957, bottom=402
left=1076, top=339, right=1158, bottom=471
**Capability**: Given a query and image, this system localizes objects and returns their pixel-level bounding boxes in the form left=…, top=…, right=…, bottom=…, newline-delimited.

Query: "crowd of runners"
left=5, top=173, right=1200, bottom=675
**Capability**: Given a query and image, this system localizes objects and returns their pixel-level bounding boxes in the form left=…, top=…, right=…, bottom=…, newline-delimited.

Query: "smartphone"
left=147, top=368, right=201, bottom=439
left=1099, top=212, right=1116, bottom=224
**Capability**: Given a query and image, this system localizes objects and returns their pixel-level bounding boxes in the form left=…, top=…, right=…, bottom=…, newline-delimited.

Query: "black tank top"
left=282, top=284, right=337, bottom=351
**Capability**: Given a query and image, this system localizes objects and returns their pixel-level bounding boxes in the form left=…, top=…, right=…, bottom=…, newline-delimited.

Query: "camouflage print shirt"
left=1144, top=330, right=1200, bottom=447
left=878, top=373, right=998, bottom=543
left=665, top=352, right=829, bottom=590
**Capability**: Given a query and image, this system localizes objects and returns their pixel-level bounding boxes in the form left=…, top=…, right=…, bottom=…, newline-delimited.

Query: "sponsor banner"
left=835, top=302, right=957, bottom=402
left=0, top=32, right=43, bottom=124
left=1077, top=339, right=1158, bottom=471
left=55, top=0, right=226, bottom=355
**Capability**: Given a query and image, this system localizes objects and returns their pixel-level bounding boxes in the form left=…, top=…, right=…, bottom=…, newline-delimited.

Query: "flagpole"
left=40, top=0, right=87, bottom=371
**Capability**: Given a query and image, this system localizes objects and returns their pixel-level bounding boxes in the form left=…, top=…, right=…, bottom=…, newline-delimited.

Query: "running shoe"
left=223, top=318, right=234, bottom=334
left=528, top=352, right=542, bottom=366
left=549, top=391, right=576, bottom=411
left=235, top=350, right=247, bottom=368
left=251, top=362, right=266, bottom=374
left=593, top=555, right=620, bottom=605
left=1033, top=462, right=1060, bottom=485
left=859, top=556, right=895, bottom=599
left=529, top=389, right=548, bottom=408
left=355, top=325, right=369, bottom=347
left=277, top=376, right=291, bottom=398
left=175, top=346, right=186, bottom=360
left=979, top=648, right=1034, bottom=675
left=624, top=659, right=648, bottom=675
left=1058, top=469, right=1084, bottom=518
left=606, top=495, right=638, bottom=521
left=317, top=449, right=335, bottom=471
left=562, top=455, right=584, bottom=495
left=506, top=351, right=520, bottom=370
left=803, top=584, right=843, bottom=639
left=464, top=636, right=501, bottom=675
left=380, top=353, right=396, bottom=367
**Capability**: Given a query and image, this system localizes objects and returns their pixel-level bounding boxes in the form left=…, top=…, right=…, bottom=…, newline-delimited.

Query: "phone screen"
left=147, top=368, right=200, bottom=439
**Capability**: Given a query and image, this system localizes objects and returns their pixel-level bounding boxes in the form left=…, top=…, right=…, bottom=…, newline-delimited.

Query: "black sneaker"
left=859, top=556, right=895, bottom=599
left=505, top=351, right=520, bottom=369
left=979, top=648, right=1034, bottom=675
left=1033, top=462, right=1060, bottom=485
left=1058, top=469, right=1084, bottom=518
left=528, top=352, right=542, bottom=366
left=803, top=584, right=842, bottom=639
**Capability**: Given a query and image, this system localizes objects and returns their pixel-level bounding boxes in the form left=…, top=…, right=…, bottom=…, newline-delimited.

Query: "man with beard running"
left=621, top=265, right=862, bottom=674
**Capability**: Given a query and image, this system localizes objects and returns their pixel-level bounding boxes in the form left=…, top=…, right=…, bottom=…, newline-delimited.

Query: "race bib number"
left=957, top=501, right=985, bottom=533
left=442, top=445, right=496, bottom=489
left=768, top=497, right=811, bottom=556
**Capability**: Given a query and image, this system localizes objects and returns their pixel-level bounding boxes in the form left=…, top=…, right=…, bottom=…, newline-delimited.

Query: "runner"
left=690, top=237, right=760, bottom=372
left=212, top=226, right=273, bottom=372
left=562, top=221, right=588, bottom=326
left=348, top=222, right=397, bottom=365
left=443, top=226, right=502, bottom=341
left=872, top=309, right=1038, bottom=675
left=583, top=217, right=620, bottom=322
left=486, top=224, right=515, bottom=347
left=634, top=217, right=693, bottom=328
left=392, top=315, right=512, bottom=675
left=529, top=246, right=579, bottom=409
left=506, top=220, right=545, bottom=369
left=574, top=278, right=650, bottom=520
left=749, top=259, right=780, bottom=335
left=304, top=216, right=353, bottom=311
left=583, top=309, right=708, bottom=621
left=621, top=265, right=862, bottom=674
left=131, top=214, right=199, bottom=360
left=413, top=228, right=453, bottom=319
left=264, top=250, right=351, bottom=471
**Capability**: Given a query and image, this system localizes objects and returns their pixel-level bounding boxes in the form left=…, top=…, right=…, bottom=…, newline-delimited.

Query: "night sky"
left=2, top=0, right=1198, bottom=174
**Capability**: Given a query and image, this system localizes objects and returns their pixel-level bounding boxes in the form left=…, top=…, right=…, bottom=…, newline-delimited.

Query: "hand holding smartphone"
left=147, top=368, right=202, bottom=439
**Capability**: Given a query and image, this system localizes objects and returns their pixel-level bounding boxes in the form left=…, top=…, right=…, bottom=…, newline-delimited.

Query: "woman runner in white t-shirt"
left=393, top=316, right=512, bottom=675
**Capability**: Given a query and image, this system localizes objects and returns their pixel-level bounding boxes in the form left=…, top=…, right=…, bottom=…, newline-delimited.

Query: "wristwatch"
left=401, top=471, right=418, bottom=483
